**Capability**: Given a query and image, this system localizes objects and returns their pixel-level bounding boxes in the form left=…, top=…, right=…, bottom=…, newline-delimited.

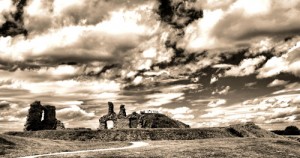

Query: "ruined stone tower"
left=24, top=101, right=44, bottom=131
left=99, top=102, right=117, bottom=129
left=117, top=104, right=126, bottom=119
left=24, top=101, right=64, bottom=131
left=41, top=105, right=57, bottom=130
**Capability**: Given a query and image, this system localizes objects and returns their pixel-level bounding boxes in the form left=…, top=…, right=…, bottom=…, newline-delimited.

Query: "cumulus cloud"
left=56, top=105, right=96, bottom=121
left=24, top=0, right=153, bottom=33
left=0, top=101, right=10, bottom=109
left=267, top=79, right=289, bottom=87
left=207, top=99, right=227, bottom=107
left=201, top=93, right=300, bottom=128
left=224, top=56, right=266, bottom=77
left=273, top=82, right=300, bottom=95
left=212, top=86, right=230, bottom=95
left=144, top=92, right=184, bottom=107
left=257, top=41, right=300, bottom=78
left=179, top=0, right=300, bottom=52
left=155, top=0, right=203, bottom=29
left=0, top=1, right=159, bottom=72
left=0, top=0, right=16, bottom=26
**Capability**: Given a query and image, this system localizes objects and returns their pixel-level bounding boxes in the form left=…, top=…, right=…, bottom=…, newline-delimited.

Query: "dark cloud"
left=0, top=101, right=10, bottom=109
left=210, top=1, right=300, bottom=46
left=24, top=0, right=150, bottom=34
left=0, top=0, right=27, bottom=37
left=156, top=0, right=203, bottom=29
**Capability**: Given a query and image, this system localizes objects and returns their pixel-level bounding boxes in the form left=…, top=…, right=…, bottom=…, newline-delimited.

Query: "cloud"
left=0, top=0, right=16, bottom=26
left=224, top=56, right=266, bottom=77
left=267, top=79, right=289, bottom=87
left=0, top=101, right=10, bottom=109
left=56, top=105, right=96, bottom=121
left=245, top=82, right=256, bottom=87
left=180, top=0, right=300, bottom=52
left=144, top=92, right=184, bottom=107
left=273, top=82, right=300, bottom=95
left=162, top=84, right=199, bottom=93
left=207, top=99, right=227, bottom=107
left=168, top=106, right=193, bottom=115
left=258, top=46, right=300, bottom=78
left=24, top=0, right=153, bottom=33
left=145, top=106, right=194, bottom=121
left=210, top=76, right=218, bottom=84
left=201, top=93, right=300, bottom=127
left=172, top=114, right=194, bottom=120
left=0, top=1, right=158, bottom=71
left=155, top=0, right=203, bottom=28
left=212, top=86, right=230, bottom=95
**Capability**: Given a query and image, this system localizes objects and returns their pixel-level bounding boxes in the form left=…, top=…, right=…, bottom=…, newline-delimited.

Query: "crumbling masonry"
left=98, top=102, right=142, bottom=129
left=99, top=102, right=190, bottom=129
left=24, top=101, right=65, bottom=131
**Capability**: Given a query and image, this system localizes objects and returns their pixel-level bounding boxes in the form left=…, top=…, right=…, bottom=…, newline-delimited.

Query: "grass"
left=5, top=128, right=236, bottom=141
left=57, top=138, right=300, bottom=158
left=1, top=134, right=299, bottom=157
left=0, top=134, right=129, bottom=158
left=5, top=122, right=280, bottom=142
left=2, top=123, right=295, bottom=157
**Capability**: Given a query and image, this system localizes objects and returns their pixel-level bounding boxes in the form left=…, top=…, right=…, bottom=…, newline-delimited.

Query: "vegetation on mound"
left=5, top=122, right=280, bottom=141
left=140, top=113, right=190, bottom=128
left=284, top=126, right=300, bottom=135
left=272, top=125, right=300, bottom=136
left=228, top=122, right=279, bottom=138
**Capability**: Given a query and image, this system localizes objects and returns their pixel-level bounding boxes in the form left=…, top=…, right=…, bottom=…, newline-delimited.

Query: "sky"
left=0, top=0, right=299, bottom=132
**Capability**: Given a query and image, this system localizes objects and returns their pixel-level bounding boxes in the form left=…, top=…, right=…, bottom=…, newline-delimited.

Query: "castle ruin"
left=24, top=101, right=65, bottom=131
left=98, top=102, right=190, bottom=129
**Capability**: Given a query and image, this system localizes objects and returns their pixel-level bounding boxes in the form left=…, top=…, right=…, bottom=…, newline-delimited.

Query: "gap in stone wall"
left=107, top=120, right=114, bottom=129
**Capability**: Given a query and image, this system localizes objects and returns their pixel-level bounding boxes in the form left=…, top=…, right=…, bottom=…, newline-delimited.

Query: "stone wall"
left=115, top=119, right=130, bottom=129
left=23, top=101, right=64, bottom=131
left=24, top=101, right=44, bottom=131
left=99, top=102, right=133, bottom=129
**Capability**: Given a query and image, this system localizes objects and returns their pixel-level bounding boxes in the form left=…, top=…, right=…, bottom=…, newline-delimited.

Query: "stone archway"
left=107, top=120, right=114, bottom=129
left=98, top=102, right=117, bottom=129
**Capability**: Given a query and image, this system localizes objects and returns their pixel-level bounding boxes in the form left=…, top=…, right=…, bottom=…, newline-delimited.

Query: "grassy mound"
left=228, top=122, right=279, bottom=138
left=141, top=113, right=190, bottom=128
left=5, top=122, right=280, bottom=141
left=5, top=128, right=232, bottom=141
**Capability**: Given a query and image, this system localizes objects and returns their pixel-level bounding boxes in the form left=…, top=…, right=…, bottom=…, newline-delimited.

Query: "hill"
left=5, top=122, right=280, bottom=141
left=140, top=113, right=190, bottom=128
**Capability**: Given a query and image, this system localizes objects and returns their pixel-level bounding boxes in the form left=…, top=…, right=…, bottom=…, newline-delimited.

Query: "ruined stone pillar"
left=42, top=105, right=57, bottom=130
left=128, top=112, right=141, bottom=128
left=117, top=104, right=126, bottom=119
left=24, top=101, right=44, bottom=131
left=55, top=120, right=65, bottom=130
left=99, top=115, right=109, bottom=129
left=108, top=102, right=114, bottom=115
left=98, top=102, right=117, bottom=129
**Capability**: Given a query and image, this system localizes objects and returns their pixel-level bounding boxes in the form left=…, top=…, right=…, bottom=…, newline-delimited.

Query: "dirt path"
left=18, top=141, right=149, bottom=158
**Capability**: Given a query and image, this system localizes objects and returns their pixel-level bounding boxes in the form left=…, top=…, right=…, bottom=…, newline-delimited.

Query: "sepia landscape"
left=0, top=0, right=300, bottom=157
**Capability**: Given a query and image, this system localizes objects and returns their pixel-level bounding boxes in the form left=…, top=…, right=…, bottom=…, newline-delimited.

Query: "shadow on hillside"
left=0, top=136, right=16, bottom=155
